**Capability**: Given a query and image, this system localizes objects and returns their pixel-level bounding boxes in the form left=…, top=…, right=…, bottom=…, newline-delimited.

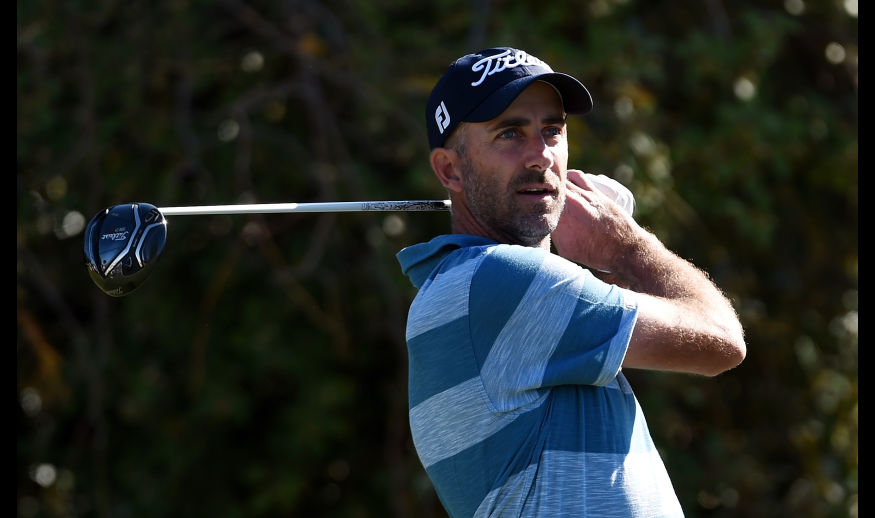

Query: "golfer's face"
left=459, top=81, right=569, bottom=246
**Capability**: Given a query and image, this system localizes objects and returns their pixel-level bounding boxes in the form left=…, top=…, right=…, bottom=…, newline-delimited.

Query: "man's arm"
left=552, top=169, right=746, bottom=377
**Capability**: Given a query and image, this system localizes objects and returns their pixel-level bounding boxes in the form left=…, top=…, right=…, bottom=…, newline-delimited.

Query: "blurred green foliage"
left=18, top=1, right=856, bottom=517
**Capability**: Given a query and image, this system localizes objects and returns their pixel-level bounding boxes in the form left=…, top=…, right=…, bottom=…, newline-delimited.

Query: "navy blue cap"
left=426, top=47, right=593, bottom=150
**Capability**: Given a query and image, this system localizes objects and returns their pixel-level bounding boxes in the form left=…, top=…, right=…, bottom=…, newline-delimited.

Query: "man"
left=396, top=47, right=746, bottom=518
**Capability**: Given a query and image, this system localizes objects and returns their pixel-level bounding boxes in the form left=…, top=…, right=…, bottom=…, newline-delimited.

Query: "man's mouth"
left=517, top=186, right=555, bottom=197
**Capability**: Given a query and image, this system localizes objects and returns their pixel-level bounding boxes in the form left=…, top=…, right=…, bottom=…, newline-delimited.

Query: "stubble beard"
left=459, top=155, right=566, bottom=247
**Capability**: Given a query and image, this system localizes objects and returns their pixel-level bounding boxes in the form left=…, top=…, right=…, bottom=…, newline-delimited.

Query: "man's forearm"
left=552, top=171, right=746, bottom=375
left=614, top=226, right=747, bottom=375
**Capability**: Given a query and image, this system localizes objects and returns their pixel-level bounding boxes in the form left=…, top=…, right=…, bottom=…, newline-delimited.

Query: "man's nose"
left=525, top=136, right=555, bottom=171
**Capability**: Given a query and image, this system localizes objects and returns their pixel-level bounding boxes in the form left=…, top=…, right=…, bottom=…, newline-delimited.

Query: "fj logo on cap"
left=435, top=101, right=450, bottom=135
left=470, top=49, right=548, bottom=87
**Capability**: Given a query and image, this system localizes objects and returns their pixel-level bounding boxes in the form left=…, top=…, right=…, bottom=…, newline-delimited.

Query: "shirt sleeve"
left=469, top=244, right=638, bottom=411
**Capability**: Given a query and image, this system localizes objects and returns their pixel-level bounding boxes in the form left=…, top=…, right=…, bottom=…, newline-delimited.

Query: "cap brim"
left=465, top=72, right=593, bottom=122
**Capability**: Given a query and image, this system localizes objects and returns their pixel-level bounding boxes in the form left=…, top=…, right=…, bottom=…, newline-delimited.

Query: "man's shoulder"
left=397, top=234, right=498, bottom=288
left=398, top=234, right=495, bottom=263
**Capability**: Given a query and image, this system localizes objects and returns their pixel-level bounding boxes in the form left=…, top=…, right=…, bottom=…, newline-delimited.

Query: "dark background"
left=18, top=1, right=857, bottom=517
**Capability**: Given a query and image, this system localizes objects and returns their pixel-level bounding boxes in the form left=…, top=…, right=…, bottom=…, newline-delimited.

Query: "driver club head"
left=83, top=202, right=167, bottom=297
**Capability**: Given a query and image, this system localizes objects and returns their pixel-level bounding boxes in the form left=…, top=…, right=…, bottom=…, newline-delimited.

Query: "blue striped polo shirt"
left=397, top=234, right=684, bottom=517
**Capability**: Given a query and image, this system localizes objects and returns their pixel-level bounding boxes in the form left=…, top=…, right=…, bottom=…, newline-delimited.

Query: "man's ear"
left=430, top=147, right=464, bottom=193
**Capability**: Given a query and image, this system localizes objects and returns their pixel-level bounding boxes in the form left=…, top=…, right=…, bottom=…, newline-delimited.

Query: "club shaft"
left=158, top=200, right=451, bottom=216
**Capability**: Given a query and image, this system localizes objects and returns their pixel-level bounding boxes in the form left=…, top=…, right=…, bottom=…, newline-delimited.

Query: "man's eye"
left=498, top=129, right=518, bottom=139
left=544, top=126, right=564, bottom=137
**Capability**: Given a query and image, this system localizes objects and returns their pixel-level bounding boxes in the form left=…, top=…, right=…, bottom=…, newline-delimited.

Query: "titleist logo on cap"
left=469, top=49, right=550, bottom=87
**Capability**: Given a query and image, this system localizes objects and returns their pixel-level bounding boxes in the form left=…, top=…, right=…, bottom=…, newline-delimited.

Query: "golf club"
left=84, top=199, right=451, bottom=297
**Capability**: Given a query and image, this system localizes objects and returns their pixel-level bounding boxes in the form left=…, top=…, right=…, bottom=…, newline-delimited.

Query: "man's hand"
left=552, top=169, right=640, bottom=273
